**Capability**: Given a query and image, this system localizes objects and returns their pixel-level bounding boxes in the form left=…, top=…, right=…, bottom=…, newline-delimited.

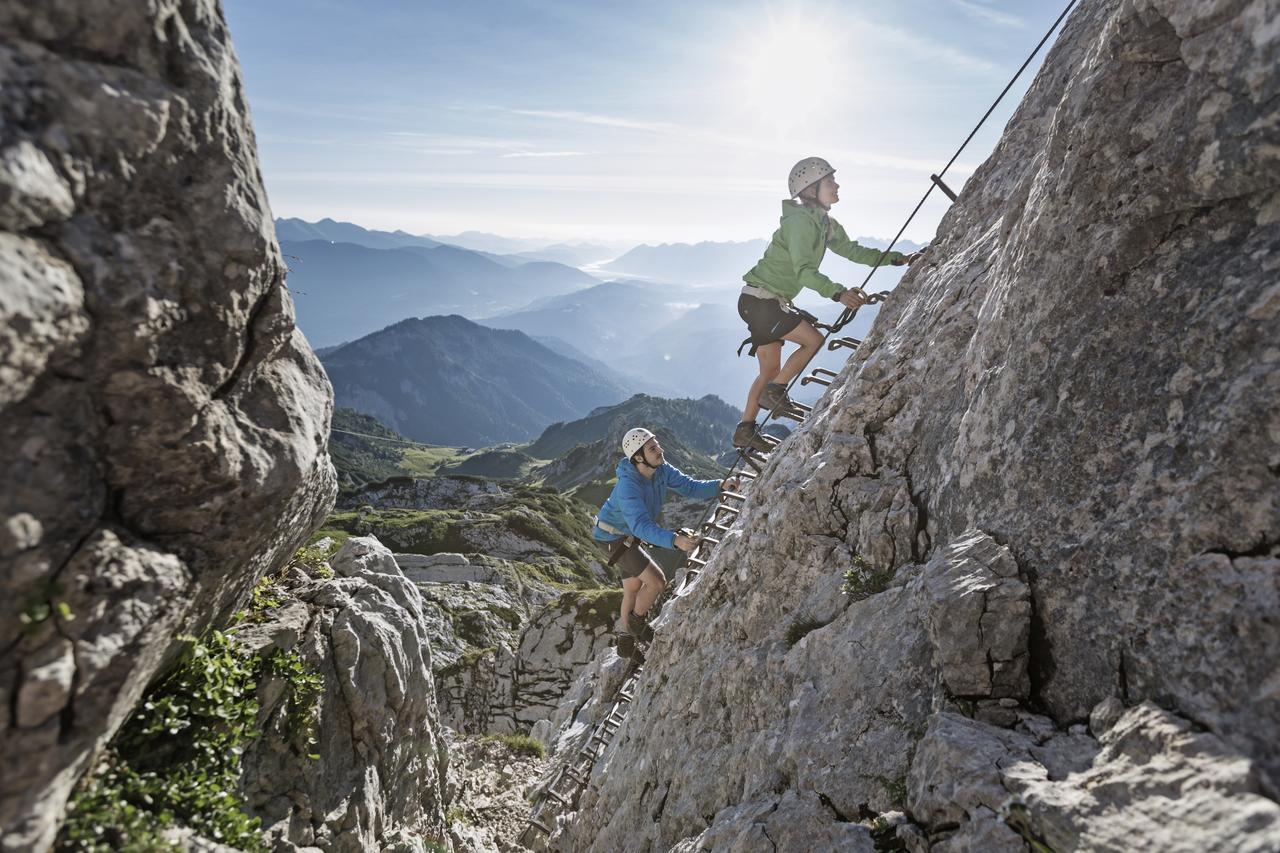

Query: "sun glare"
left=724, top=5, right=853, bottom=134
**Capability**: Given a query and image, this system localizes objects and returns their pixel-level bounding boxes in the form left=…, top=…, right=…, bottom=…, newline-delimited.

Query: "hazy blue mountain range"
left=320, top=315, right=630, bottom=445
left=276, top=217, right=443, bottom=251
left=423, top=230, right=633, bottom=259
left=601, top=239, right=768, bottom=285
left=282, top=239, right=597, bottom=347
left=530, top=335, right=674, bottom=397
left=480, top=280, right=706, bottom=362
left=482, top=279, right=882, bottom=403
left=509, top=243, right=621, bottom=267
left=600, top=235, right=926, bottom=291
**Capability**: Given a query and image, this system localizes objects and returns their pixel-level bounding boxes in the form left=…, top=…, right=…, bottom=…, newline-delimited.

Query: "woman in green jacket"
left=732, top=157, right=918, bottom=451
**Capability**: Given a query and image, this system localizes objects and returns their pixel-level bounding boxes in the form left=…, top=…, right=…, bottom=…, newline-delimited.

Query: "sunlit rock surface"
left=0, top=1, right=335, bottom=847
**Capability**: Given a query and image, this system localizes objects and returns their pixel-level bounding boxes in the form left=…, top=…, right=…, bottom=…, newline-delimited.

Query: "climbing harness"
left=520, top=0, right=1080, bottom=840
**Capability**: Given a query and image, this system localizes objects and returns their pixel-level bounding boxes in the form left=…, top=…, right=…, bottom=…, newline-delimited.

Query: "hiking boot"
left=758, top=382, right=791, bottom=413
left=732, top=421, right=775, bottom=453
left=616, top=631, right=635, bottom=658
left=630, top=610, right=655, bottom=643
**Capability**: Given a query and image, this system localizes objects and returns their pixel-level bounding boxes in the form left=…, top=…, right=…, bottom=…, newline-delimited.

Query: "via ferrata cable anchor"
left=930, top=173, right=958, bottom=202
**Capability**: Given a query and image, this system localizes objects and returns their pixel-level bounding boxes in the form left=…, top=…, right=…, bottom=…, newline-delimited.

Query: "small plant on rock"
left=483, top=733, right=547, bottom=759
left=840, top=554, right=896, bottom=601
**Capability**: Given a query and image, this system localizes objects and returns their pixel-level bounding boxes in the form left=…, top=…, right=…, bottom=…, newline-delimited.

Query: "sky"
left=223, top=0, right=1073, bottom=246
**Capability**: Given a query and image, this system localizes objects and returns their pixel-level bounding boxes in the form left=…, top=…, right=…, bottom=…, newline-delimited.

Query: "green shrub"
left=58, top=631, right=266, bottom=851
left=290, top=544, right=333, bottom=579
left=483, top=733, right=547, bottom=759
left=840, top=554, right=896, bottom=600
left=58, top=631, right=325, bottom=851
left=265, top=648, right=324, bottom=758
left=785, top=614, right=827, bottom=648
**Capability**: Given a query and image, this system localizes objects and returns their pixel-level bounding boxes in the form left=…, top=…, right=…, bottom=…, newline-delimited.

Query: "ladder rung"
left=709, top=522, right=731, bottom=533
left=791, top=401, right=812, bottom=412
left=812, top=368, right=837, bottom=378
left=720, top=490, right=747, bottom=501
left=715, top=504, right=741, bottom=516
left=698, top=535, right=720, bottom=546
left=734, top=469, right=757, bottom=479
left=527, top=818, right=554, bottom=835
left=828, top=337, right=861, bottom=351
left=687, top=556, right=707, bottom=567
left=547, top=789, right=571, bottom=806
left=778, top=408, right=806, bottom=423
left=564, top=767, right=588, bottom=785
left=800, top=376, right=830, bottom=387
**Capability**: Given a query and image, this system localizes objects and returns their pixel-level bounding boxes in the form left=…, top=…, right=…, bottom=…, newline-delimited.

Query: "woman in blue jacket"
left=592, top=427, right=729, bottom=643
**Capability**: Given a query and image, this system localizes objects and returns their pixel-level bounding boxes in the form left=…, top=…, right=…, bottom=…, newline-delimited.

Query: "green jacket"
left=743, top=200, right=903, bottom=300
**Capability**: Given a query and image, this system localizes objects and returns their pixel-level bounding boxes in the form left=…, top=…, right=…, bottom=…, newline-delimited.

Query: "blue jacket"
left=593, top=458, right=721, bottom=549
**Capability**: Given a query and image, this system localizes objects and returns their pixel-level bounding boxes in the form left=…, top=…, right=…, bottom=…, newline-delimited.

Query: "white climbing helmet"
left=621, top=427, right=655, bottom=459
left=788, top=156, right=835, bottom=198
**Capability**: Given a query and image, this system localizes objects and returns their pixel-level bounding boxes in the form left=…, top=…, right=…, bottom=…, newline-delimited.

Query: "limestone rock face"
left=558, top=0, right=1280, bottom=850
left=909, top=705, right=1280, bottom=852
left=237, top=538, right=448, bottom=852
left=436, top=590, right=618, bottom=735
left=0, top=2, right=336, bottom=847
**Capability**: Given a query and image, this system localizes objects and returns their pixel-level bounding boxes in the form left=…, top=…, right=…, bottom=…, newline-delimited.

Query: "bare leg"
left=774, top=320, right=822, bottom=386
left=633, top=564, right=667, bottom=615
left=620, top=576, right=642, bottom=632
left=742, top=342, right=782, bottom=422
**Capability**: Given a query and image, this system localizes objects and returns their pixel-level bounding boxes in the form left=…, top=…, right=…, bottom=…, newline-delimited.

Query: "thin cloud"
left=508, top=108, right=679, bottom=134
left=269, top=170, right=778, bottom=195
left=384, top=131, right=530, bottom=150
left=499, top=151, right=593, bottom=158
left=950, top=0, right=1027, bottom=29
left=851, top=14, right=1000, bottom=74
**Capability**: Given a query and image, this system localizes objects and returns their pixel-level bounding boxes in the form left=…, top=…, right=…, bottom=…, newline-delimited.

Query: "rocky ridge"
left=0, top=2, right=336, bottom=848
left=543, top=1, right=1280, bottom=850
left=234, top=538, right=449, bottom=851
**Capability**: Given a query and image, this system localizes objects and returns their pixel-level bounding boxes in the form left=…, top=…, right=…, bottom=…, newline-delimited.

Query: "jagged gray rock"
left=0, top=1, right=336, bottom=847
left=554, top=0, right=1280, bottom=850
left=909, top=705, right=1280, bottom=852
left=436, top=590, right=618, bottom=734
left=237, top=537, right=449, bottom=852
left=921, top=531, right=1030, bottom=700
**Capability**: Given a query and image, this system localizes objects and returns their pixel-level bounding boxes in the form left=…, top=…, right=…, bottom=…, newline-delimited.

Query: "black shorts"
left=594, top=538, right=656, bottom=580
left=738, top=292, right=802, bottom=348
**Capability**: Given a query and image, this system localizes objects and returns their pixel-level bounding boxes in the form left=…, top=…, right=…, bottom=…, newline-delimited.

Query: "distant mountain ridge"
left=282, top=239, right=597, bottom=347
left=320, top=315, right=630, bottom=446
left=600, top=235, right=926, bottom=288
left=276, top=217, right=444, bottom=251
left=528, top=394, right=740, bottom=460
